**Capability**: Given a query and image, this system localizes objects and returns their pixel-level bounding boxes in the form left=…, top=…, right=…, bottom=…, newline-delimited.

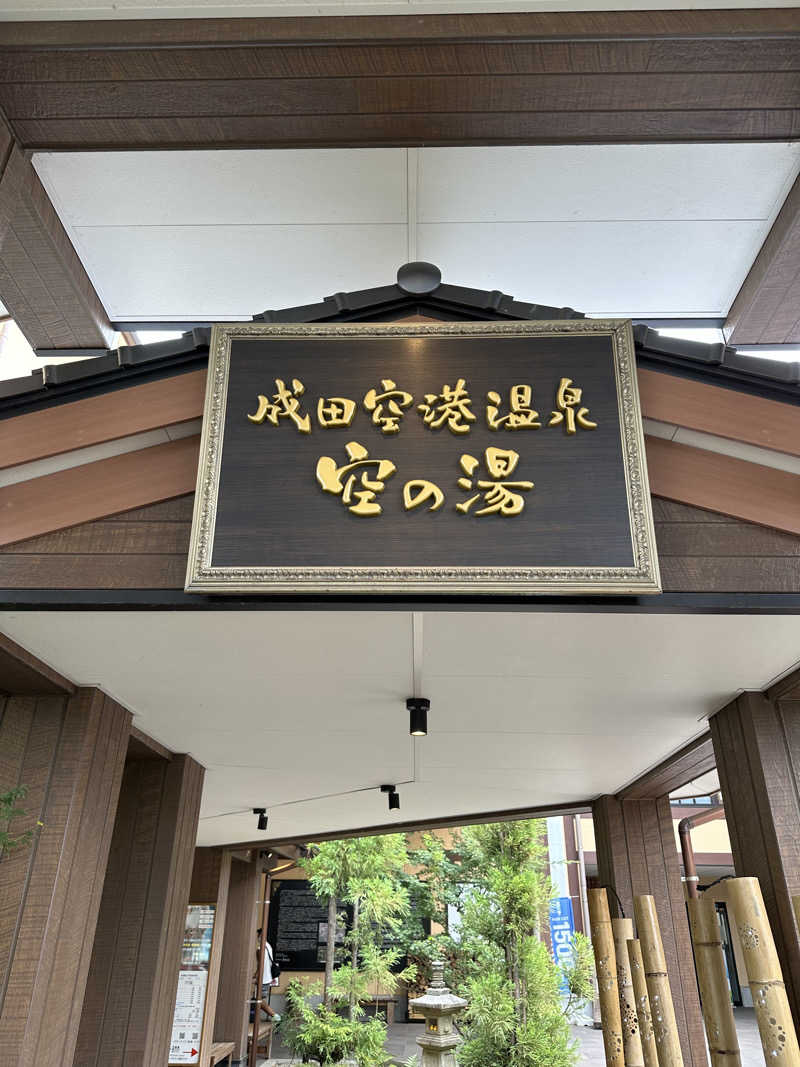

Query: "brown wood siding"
left=214, top=856, right=260, bottom=1060
left=74, top=751, right=205, bottom=1067
left=0, top=688, right=131, bottom=1067
left=710, top=693, right=800, bottom=1030
left=1, top=493, right=797, bottom=592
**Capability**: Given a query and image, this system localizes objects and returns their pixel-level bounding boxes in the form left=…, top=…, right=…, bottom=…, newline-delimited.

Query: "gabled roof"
left=1, top=262, right=798, bottom=417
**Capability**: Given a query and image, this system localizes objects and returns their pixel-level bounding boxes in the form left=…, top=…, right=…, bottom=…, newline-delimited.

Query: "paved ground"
left=265, top=1007, right=764, bottom=1065
left=574, top=1009, right=763, bottom=1064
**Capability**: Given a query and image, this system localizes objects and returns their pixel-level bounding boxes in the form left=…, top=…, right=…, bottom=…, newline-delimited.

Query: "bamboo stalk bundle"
left=588, top=888, right=625, bottom=1066
left=633, top=895, right=684, bottom=1067
left=686, top=897, right=741, bottom=1066
left=613, top=917, right=645, bottom=1066
left=728, top=878, right=800, bottom=1065
left=627, top=938, right=659, bottom=1067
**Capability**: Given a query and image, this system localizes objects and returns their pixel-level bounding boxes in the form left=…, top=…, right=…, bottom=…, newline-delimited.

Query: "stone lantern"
left=409, top=961, right=468, bottom=1067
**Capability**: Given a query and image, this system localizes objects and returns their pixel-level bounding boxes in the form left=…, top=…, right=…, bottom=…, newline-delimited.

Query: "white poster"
left=169, top=970, right=207, bottom=1063
left=169, top=903, right=216, bottom=1065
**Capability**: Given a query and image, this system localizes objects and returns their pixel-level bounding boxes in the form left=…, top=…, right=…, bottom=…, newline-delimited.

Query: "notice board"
left=186, top=320, right=659, bottom=596
left=169, top=903, right=217, bottom=1065
left=268, top=879, right=349, bottom=972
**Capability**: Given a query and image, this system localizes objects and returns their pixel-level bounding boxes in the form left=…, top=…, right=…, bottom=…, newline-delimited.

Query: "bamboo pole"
left=613, top=917, right=645, bottom=1067
left=633, top=895, right=684, bottom=1067
left=792, top=895, right=800, bottom=940
left=686, top=897, right=741, bottom=1066
left=627, top=938, right=659, bottom=1067
left=587, top=888, right=625, bottom=1066
left=727, top=877, right=800, bottom=1065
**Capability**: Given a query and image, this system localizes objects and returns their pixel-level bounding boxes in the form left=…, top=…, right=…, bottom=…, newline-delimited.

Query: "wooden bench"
left=247, top=1018, right=273, bottom=1059
left=208, top=1041, right=235, bottom=1065
left=362, top=996, right=398, bottom=1023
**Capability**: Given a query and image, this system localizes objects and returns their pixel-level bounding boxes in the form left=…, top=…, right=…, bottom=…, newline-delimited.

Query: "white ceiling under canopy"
left=1, top=610, right=798, bottom=847
left=33, top=143, right=800, bottom=324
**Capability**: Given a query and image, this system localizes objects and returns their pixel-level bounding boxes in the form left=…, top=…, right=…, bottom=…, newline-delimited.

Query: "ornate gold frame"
left=185, top=321, right=661, bottom=595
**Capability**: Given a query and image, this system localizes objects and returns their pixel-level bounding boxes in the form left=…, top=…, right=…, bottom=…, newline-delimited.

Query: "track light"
left=380, top=784, right=400, bottom=811
left=253, top=807, right=268, bottom=831
left=407, top=697, right=429, bottom=736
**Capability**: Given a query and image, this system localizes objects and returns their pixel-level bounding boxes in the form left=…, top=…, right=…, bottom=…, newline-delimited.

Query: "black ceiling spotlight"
left=253, top=807, right=268, bottom=831
left=407, top=697, right=429, bottom=737
left=380, top=784, right=400, bottom=811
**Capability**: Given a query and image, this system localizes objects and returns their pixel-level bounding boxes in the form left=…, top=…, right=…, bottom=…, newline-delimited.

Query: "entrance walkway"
left=573, top=1009, right=762, bottom=1065
left=265, top=1008, right=763, bottom=1065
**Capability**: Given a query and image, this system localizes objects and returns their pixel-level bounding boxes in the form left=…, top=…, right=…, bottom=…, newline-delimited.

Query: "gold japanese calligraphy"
left=247, top=378, right=312, bottom=433
left=549, top=377, right=597, bottom=434
left=486, top=385, right=541, bottom=430
left=316, top=441, right=396, bottom=517
left=403, top=480, right=445, bottom=512
left=418, top=378, right=476, bottom=434
left=363, top=379, right=413, bottom=434
left=456, top=448, right=534, bottom=516
left=247, top=374, right=597, bottom=438
left=317, top=397, right=356, bottom=428
left=248, top=372, right=598, bottom=519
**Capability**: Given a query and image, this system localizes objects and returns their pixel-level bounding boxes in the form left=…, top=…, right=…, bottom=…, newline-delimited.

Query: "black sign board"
left=268, top=879, right=350, bottom=972
left=186, top=321, right=659, bottom=595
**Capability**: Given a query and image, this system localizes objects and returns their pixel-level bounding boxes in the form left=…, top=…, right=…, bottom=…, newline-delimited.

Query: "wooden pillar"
left=73, top=747, right=204, bottom=1067
left=0, top=686, right=131, bottom=1067
left=0, top=114, right=115, bottom=353
left=189, top=848, right=232, bottom=1062
left=710, top=689, right=800, bottom=1030
left=214, top=853, right=261, bottom=1061
left=591, top=794, right=707, bottom=1066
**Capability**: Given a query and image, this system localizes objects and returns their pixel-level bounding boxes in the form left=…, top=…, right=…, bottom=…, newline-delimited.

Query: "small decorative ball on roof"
left=397, top=261, right=442, bottom=295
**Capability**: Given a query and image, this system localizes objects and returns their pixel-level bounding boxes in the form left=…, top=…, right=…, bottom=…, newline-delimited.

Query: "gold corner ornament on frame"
left=185, top=320, right=661, bottom=596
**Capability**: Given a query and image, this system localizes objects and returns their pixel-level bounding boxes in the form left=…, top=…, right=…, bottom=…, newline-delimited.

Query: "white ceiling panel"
left=418, top=144, right=800, bottom=223
left=35, top=150, right=407, bottom=227
left=1, top=610, right=798, bottom=847
left=73, top=222, right=408, bottom=319
left=417, top=219, right=767, bottom=316
left=29, top=142, right=800, bottom=322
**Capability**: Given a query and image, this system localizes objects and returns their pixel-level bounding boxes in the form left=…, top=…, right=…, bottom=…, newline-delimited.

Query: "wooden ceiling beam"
left=0, top=113, right=115, bottom=352
left=724, top=173, right=800, bottom=345
left=0, top=631, right=76, bottom=695
left=3, top=9, right=798, bottom=47
left=0, top=434, right=199, bottom=547
left=645, top=434, right=800, bottom=537
left=618, top=733, right=715, bottom=799
left=1, top=11, right=797, bottom=150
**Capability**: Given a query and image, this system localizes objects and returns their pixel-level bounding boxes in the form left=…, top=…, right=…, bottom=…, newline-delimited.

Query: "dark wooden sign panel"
left=186, top=322, right=659, bottom=595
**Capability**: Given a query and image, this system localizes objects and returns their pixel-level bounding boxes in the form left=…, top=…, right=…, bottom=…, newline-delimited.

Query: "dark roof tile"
left=1, top=265, right=797, bottom=416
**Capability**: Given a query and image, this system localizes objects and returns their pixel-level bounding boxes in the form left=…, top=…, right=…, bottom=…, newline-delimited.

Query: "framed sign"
left=169, top=903, right=217, bottom=1065
left=186, top=321, right=659, bottom=595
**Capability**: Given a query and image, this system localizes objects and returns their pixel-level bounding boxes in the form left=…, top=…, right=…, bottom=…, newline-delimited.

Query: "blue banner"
left=549, top=896, right=576, bottom=993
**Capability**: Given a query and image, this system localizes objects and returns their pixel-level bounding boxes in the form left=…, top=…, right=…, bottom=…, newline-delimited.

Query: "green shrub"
left=283, top=979, right=389, bottom=1067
